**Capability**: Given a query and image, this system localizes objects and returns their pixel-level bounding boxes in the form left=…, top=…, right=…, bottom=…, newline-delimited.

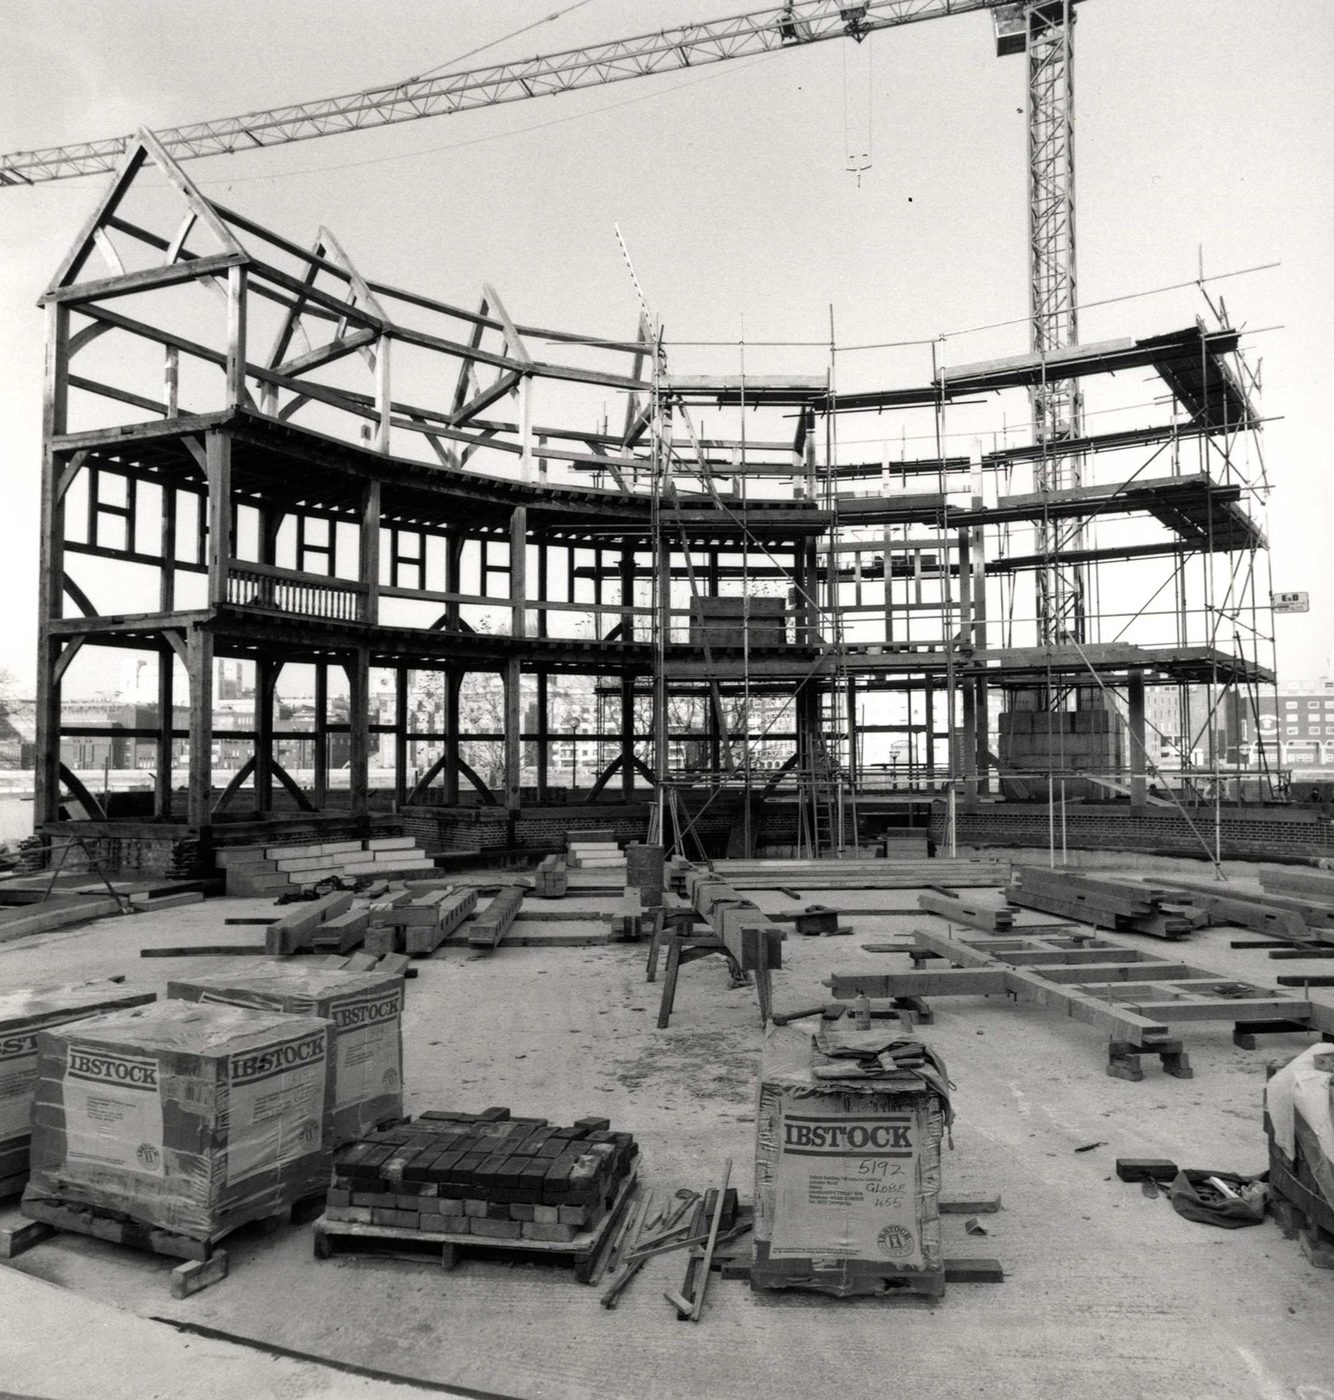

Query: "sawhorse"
left=646, top=907, right=770, bottom=1028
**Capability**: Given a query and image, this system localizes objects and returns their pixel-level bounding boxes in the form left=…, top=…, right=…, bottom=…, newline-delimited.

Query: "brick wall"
left=934, top=804, right=1334, bottom=862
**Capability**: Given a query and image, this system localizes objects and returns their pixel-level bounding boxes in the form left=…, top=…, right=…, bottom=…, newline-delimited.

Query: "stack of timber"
left=918, top=889, right=1015, bottom=932
left=566, top=832, right=625, bottom=873
left=1263, top=869, right=1334, bottom=903
left=364, top=887, right=477, bottom=957
left=265, top=891, right=355, bottom=955
left=220, top=837, right=436, bottom=896
left=1007, top=866, right=1204, bottom=939
left=0, top=981, right=157, bottom=1199
left=314, top=1108, right=639, bottom=1281
left=468, top=886, right=525, bottom=953
left=1146, top=875, right=1334, bottom=947
left=18, top=1000, right=334, bottom=1296
left=712, top=858, right=1008, bottom=892
left=533, top=855, right=568, bottom=898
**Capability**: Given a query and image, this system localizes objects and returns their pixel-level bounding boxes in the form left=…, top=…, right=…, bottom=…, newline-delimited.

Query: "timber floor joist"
left=828, top=927, right=1334, bottom=1080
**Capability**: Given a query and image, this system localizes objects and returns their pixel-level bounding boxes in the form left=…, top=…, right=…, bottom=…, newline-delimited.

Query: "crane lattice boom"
left=0, top=1, right=1010, bottom=186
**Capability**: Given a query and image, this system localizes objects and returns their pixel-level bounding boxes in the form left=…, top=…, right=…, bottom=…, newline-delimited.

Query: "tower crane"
left=2, top=0, right=1087, bottom=646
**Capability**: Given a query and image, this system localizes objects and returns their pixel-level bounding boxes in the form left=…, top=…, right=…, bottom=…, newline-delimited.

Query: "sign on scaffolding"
left=1272, top=591, right=1310, bottom=614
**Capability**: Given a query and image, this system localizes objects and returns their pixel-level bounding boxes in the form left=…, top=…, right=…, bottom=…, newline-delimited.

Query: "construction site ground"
left=3, top=856, right=1334, bottom=1400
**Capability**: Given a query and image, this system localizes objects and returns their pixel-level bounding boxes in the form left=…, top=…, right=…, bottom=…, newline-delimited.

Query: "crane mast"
left=1000, top=0, right=1085, bottom=649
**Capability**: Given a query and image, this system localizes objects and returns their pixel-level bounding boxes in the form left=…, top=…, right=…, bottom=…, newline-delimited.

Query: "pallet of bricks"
left=315, top=1108, right=638, bottom=1282
left=218, top=836, right=436, bottom=896
left=1264, top=1044, right=1334, bottom=1268
left=1007, top=865, right=1205, bottom=939
left=0, top=981, right=156, bottom=1201
left=13, top=1000, right=336, bottom=1296
left=166, top=963, right=405, bottom=1144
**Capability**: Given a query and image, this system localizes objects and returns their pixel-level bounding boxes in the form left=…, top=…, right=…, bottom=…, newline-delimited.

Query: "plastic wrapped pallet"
left=751, top=1020, right=948, bottom=1298
left=23, top=1000, right=333, bottom=1243
left=166, top=965, right=403, bottom=1145
left=0, top=981, right=157, bottom=1191
left=1265, top=1044, right=1334, bottom=1221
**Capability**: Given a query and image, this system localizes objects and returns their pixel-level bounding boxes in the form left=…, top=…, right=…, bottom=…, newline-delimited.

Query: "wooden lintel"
left=42, top=251, right=247, bottom=306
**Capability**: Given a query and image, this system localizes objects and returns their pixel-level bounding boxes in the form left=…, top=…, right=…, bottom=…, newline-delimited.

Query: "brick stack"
left=323, top=1109, right=638, bottom=1244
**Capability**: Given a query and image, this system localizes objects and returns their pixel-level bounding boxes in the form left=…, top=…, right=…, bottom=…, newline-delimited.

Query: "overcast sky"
left=1, top=0, right=1330, bottom=695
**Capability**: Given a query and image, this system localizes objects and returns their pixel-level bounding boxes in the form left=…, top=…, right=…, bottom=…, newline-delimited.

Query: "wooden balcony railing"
left=226, top=563, right=367, bottom=621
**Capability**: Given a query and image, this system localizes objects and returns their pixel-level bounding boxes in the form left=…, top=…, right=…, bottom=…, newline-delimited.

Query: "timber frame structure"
left=34, top=135, right=1276, bottom=862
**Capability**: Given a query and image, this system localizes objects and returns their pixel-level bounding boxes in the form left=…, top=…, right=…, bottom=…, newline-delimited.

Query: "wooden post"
left=253, top=657, right=275, bottom=813
left=375, top=335, right=392, bottom=455
left=1128, top=668, right=1147, bottom=807
left=160, top=482, right=177, bottom=612
left=361, top=480, right=381, bottom=624
left=347, top=649, right=370, bottom=820
left=510, top=507, right=527, bottom=639
left=445, top=533, right=462, bottom=630
left=155, top=643, right=174, bottom=819
left=504, top=660, right=522, bottom=813
left=620, top=546, right=635, bottom=642
left=313, top=661, right=329, bottom=809
left=621, top=677, right=636, bottom=799
left=186, top=626, right=214, bottom=829
left=924, top=673, right=937, bottom=783
left=444, top=670, right=461, bottom=805
left=535, top=671, right=549, bottom=802
left=394, top=666, right=409, bottom=808
left=226, top=266, right=247, bottom=408
left=35, top=303, right=69, bottom=828
left=206, top=432, right=231, bottom=608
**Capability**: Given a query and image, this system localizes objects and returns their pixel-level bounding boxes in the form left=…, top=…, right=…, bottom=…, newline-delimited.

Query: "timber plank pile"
left=364, top=887, right=478, bottom=956
left=710, top=858, right=1009, bottom=892
left=830, top=926, right=1334, bottom=1079
left=1007, top=866, right=1204, bottom=939
left=315, top=1108, right=638, bottom=1281
left=1144, top=875, right=1331, bottom=947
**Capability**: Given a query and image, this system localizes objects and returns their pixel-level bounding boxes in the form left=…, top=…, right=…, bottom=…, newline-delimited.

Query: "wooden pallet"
left=5, top=1189, right=326, bottom=1298
left=313, top=1167, right=637, bottom=1283
left=827, top=927, right=1334, bottom=1080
